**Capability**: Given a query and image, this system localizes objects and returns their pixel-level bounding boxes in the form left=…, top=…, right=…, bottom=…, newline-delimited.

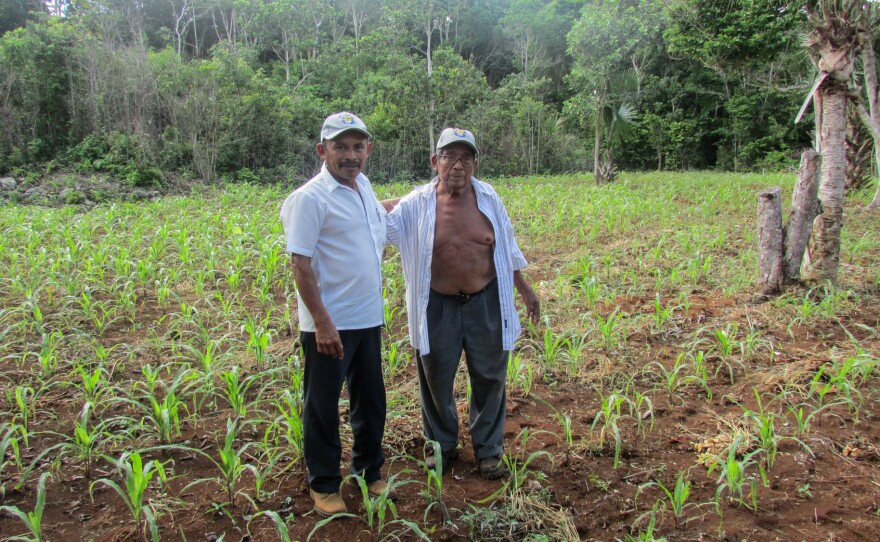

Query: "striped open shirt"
left=386, top=177, right=528, bottom=355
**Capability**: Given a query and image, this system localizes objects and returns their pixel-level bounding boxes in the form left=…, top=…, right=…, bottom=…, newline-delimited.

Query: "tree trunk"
left=811, top=88, right=847, bottom=281
left=593, top=112, right=601, bottom=183
left=757, top=187, right=785, bottom=296
left=784, top=149, right=822, bottom=282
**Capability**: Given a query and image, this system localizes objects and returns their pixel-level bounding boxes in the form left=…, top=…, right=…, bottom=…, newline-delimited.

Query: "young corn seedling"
left=76, top=364, right=110, bottom=406
left=707, top=436, right=766, bottom=514
left=11, top=385, right=35, bottom=447
left=541, top=326, right=570, bottom=366
left=90, top=451, right=169, bottom=542
left=626, top=501, right=665, bottom=542
left=651, top=293, right=676, bottom=331
left=384, top=338, right=409, bottom=377
left=486, top=428, right=553, bottom=500
left=0, top=423, right=22, bottom=498
left=184, top=417, right=257, bottom=511
left=250, top=510, right=294, bottom=542
left=557, top=410, right=575, bottom=465
left=31, top=331, right=61, bottom=378
left=638, top=471, right=692, bottom=526
left=273, top=389, right=304, bottom=462
left=0, top=472, right=50, bottom=542
left=742, top=389, right=782, bottom=470
left=220, top=366, right=258, bottom=419
left=630, top=389, right=655, bottom=438
left=685, top=350, right=712, bottom=400
left=417, top=440, right=451, bottom=523
left=591, top=391, right=630, bottom=468
left=507, top=349, right=535, bottom=397
left=596, top=308, right=623, bottom=349
left=648, top=353, right=690, bottom=403
left=351, top=472, right=428, bottom=540
left=243, top=314, right=272, bottom=364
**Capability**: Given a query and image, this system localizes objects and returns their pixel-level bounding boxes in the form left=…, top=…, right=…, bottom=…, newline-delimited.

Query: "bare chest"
left=433, top=197, right=495, bottom=248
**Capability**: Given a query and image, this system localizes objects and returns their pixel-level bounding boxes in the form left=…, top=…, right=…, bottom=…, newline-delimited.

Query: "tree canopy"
left=0, top=0, right=867, bottom=183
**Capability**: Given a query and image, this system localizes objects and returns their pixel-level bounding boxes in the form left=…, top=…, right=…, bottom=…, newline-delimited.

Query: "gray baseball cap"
left=320, top=112, right=372, bottom=141
left=436, top=127, right=478, bottom=155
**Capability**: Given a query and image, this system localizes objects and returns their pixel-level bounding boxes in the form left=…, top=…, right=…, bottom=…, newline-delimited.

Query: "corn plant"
left=595, top=308, right=623, bottom=349
left=0, top=472, right=50, bottom=542
left=541, top=326, right=570, bottom=366
left=0, top=423, right=22, bottom=498
left=272, top=389, right=304, bottom=462
left=384, top=338, right=409, bottom=377
left=626, top=501, right=666, bottom=542
left=418, top=440, right=451, bottom=523
left=57, top=402, right=104, bottom=479
left=648, top=354, right=690, bottom=402
left=351, top=472, right=427, bottom=540
left=507, top=349, right=534, bottom=397
left=556, top=410, right=575, bottom=465
left=591, top=391, right=631, bottom=468
left=31, top=331, right=61, bottom=378
left=76, top=364, right=109, bottom=406
left=250, top=510, right=294, bottom=542
left=183, top=417, right=257, bottom=510
left=741, top=390, right=782, bottom=470
left=639, top=471, right=692, bottom=525
left=220, top=366, right=258, bottom=419
left=10, top=385, right=35, bottom=447
left=651, top=293, right=676, bottom=331
left=707, top=436, right=766, bottom=514
left=243, top=314, right=272, bottom=364
left=630, top=389, right=655, bottom=438
left=90, top=451, right=168, bottom=542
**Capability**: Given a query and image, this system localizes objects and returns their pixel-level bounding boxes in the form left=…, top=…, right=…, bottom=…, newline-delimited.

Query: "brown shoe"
left=479, top=455, right=509, bottom=480
left=310, top=489, right=347, bottom=517
left=425, top=449, right=459, bottom=474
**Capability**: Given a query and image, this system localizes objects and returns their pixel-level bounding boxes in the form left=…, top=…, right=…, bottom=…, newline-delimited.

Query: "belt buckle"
left=455, top=292, right=471, bottom=304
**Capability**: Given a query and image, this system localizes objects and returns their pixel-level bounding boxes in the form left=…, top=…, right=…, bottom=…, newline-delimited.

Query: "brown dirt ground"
left=3, top=285, right=880, bottom=542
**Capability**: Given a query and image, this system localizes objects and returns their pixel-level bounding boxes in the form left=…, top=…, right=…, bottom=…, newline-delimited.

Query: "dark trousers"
left=417, top=278, right=509, bottom=460
left=301, top=326, right=385, bottom=493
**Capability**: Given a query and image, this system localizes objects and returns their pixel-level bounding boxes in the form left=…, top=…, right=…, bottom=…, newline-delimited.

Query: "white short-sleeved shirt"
left=386, top=177, right=528, bottom=355
left=280, top=164, right=386, bottom=331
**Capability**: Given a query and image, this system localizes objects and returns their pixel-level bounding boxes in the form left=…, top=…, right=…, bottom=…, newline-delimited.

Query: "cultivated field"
left=1, top=172, right=879, bottom=541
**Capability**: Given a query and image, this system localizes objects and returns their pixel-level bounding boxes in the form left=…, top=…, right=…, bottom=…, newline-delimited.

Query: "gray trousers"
left=417, top=278, right=509, bottom=460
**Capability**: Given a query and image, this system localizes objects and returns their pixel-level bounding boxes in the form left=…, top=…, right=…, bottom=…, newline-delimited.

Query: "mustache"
left=340, top=161, right=361, bottom=168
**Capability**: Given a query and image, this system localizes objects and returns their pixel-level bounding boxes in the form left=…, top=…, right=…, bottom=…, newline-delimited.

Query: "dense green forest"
left=0, top=0, right=873, bottom=184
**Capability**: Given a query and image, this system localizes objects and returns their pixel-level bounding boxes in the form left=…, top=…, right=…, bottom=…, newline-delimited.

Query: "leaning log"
left=783, top=150, right=822, bottom=282
left=757, top=187, right=785, bottom=296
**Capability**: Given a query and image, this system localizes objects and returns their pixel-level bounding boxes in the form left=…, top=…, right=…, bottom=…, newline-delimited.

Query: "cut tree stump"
left=784, top=149, right=822, bottom=282
left=758, top=187, right=785, bottom=296
left=756, top=149, right=823, bottom=298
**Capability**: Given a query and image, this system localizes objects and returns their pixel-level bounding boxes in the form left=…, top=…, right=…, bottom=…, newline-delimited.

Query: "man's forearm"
left=291, top=254, right=332, bottom=328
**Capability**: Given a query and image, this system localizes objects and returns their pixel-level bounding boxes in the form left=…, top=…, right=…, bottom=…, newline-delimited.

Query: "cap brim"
left=323, top=127, right=372, bottom=140
left=437, top=141, right=478, bottom=155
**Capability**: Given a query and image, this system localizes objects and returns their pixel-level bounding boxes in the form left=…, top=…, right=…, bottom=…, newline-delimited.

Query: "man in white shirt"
left=280, top=112, right=392, bottom=516
left=386, top=128, right=540, bottom=480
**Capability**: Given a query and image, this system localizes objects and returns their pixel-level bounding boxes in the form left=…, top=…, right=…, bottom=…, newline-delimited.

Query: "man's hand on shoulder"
left=380, top=197, right=402, bottom=212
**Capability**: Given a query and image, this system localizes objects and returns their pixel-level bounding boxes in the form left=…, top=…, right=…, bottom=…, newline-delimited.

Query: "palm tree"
left=804, top=0, right=864, bottom=280
left=589, top=69, right=638, bottom=184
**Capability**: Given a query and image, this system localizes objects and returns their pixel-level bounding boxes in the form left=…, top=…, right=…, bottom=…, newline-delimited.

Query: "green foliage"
left=0, top=0, right=823, bottom=180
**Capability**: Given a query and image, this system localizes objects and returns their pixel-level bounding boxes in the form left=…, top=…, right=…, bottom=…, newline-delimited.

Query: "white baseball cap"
left=436, top=127, right=478, bottom=155
left=320, top=112, right=372, bottom=141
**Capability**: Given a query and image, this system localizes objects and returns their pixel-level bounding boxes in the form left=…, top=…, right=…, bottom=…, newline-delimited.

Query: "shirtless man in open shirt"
left=385, top=128, right=540, bottom=479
